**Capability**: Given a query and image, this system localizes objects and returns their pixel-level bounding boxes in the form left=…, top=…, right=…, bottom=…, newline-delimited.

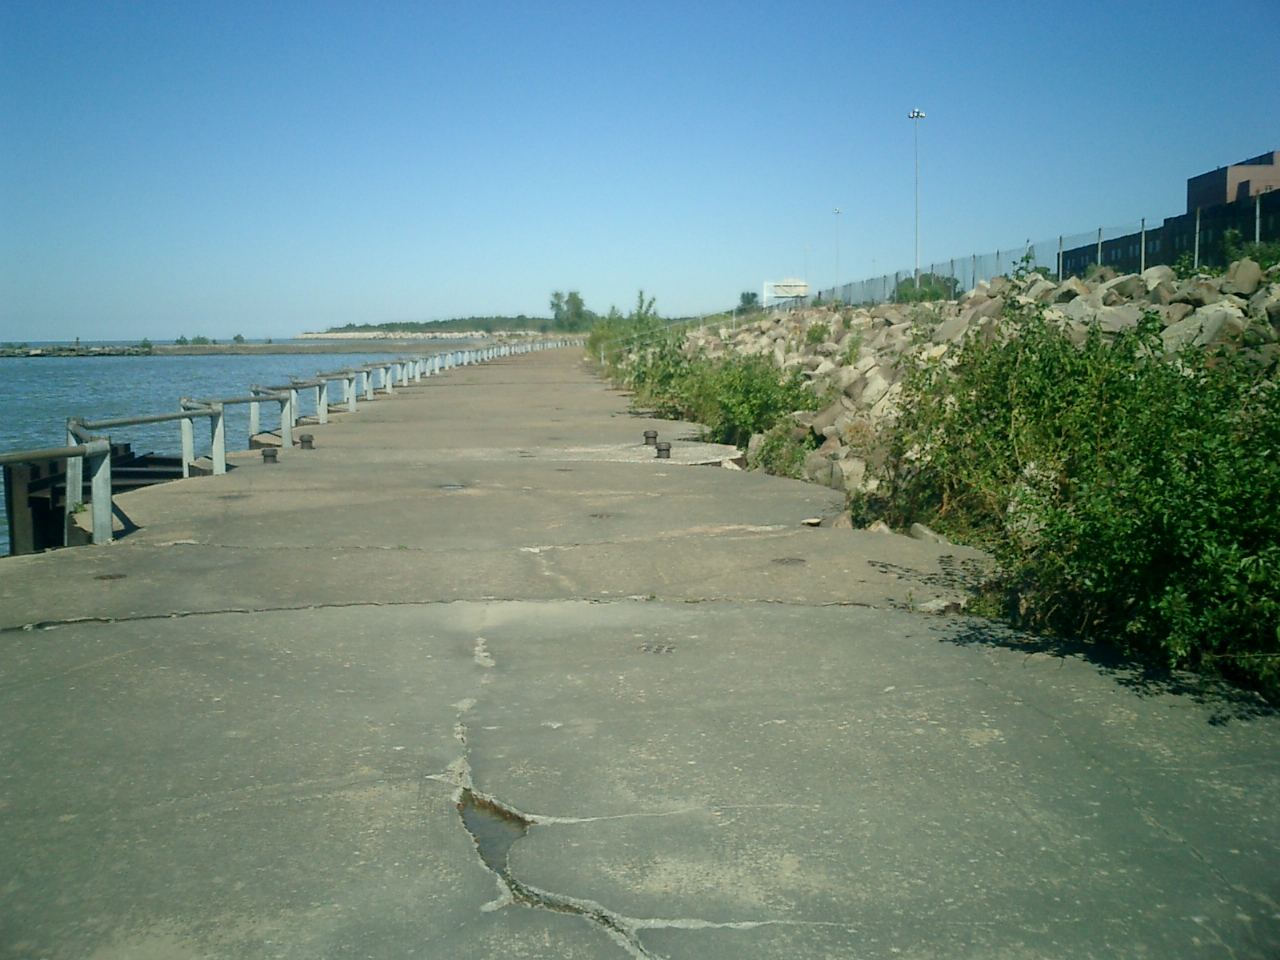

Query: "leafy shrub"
left=805, top=322, right=830, bottom=345
left=682, top=355, right=817, bottom=446
left=886, top=308, right=1280, bottom=696
left=749, top=424, right=815, bottom=477
left=619, top=338, right=818, bottom=447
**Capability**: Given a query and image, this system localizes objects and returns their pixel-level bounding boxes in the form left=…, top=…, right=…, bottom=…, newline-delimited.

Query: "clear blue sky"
left=3, top=1, right=1278, bottom=341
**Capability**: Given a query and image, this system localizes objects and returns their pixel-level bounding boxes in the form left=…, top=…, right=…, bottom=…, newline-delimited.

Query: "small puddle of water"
left=458, top=789, right=529, bottom=875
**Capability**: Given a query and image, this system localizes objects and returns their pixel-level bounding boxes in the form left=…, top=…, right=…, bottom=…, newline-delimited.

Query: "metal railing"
left=1, top=338, right=583, bottom=551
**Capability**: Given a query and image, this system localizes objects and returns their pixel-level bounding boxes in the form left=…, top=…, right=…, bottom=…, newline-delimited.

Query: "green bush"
left=750, top=424, right=815, bottom=477
left=887, top=308, right=1280, bottom=696
left=682, top=355, right=817, bottom=447
left=805, top=322, right=830, bottom=345
left=620, top=339, right=818, bottom=447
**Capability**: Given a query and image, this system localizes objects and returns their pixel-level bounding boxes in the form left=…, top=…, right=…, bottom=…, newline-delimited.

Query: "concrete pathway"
left=1, top=348, right=1277, bottom=959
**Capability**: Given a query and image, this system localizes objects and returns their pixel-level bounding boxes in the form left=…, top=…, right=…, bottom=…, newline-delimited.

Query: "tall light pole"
left=833, top=208, right=841, bottom=302
left=909, top=109, right=925, bottom=288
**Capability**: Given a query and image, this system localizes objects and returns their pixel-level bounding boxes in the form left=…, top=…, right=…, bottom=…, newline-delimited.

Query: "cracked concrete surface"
left=2, top=347, right=1278, bottom=958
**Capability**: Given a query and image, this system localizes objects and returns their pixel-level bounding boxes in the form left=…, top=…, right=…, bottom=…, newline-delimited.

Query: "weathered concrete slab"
left=1, top=348, right=1277, bottom=959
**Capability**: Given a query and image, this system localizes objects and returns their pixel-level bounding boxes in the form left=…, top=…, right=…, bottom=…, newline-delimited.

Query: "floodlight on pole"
left=909, top=108, right=925, bottom=288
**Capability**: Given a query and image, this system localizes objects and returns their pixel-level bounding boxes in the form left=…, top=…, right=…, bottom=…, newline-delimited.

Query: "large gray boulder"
left=1096, top=303, right=1143, bottom=333
left=1140, top=264, right=1177, bottom=291
left=809, top=400, right=845, bottom=437
left=1248, top=283, right=1280, bottom=325
left=934, top=315, right=971, bottom=343
left=1099, top=274, right=1143, bottom=300
left=1190, top=301, right=1248, bottom=346
left=1172, top=276, right=1224, bottom=307
left=909, top=522, right=949, bottom=544
left=1025, top=277, right=1057, bottom=300
left=803, top=450, right=838, bottom=487
left=1221, top=258, right=1263, bottom=297
left=860, top=371, right=891, bottom=408
left=1050, top=277, right=1090, bottom=303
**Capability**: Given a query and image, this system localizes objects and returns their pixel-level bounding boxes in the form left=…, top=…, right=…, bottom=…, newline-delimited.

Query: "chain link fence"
left=783, top=190, right=1279, bottom=309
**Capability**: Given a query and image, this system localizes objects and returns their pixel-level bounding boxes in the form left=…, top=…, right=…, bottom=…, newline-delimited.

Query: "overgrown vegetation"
left=1173, top=229, right=1280, bottom=279
left=894, top=272, right=962, bottom=303
left=883, top=307, right=1280, bottom=697
left=593, top=298, right=820, bottom=448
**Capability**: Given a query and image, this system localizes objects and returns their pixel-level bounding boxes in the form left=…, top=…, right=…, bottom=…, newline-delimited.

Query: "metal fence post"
left=1140, top=219, right=1146, bottom=273
left=210, top=403, right=226, bottom=475
left=1194, top=207, right=1201, bottom=270
left=87, top=440, right=112, bottom=545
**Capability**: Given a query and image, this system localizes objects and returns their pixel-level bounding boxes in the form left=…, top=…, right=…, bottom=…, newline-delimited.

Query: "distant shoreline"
left=0, top=339, right=493, bottom=359
left=152, top=339, right=489, bottom=355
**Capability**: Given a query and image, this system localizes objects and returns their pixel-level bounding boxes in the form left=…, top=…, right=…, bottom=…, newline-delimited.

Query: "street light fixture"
left=909, top=108, right=925, bottom=288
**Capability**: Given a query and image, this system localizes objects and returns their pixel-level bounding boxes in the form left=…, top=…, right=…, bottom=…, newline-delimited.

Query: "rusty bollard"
left=299, top=434, right=314, bottom=450
left=643, top=430, right=658, bottom=446
left=655, top=442, right=671, bottom=459
left=262, top=447, right=278, bottom=463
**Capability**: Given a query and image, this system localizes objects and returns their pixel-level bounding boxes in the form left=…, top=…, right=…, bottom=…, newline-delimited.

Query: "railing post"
left=317, top=381, right=328, bottom=424
left=248, top=394, right=261, bottom=448
left=180, top=408, right=195, bottom=478
left=210, top=402, right=226, bottom=475
left=346, top=375, right=357, bottom=411
left=280, top=396, right=293, bottom=447
left=289, top=387, right=300, bottom=425
left=87, top=440, right=112, bottom=545
left=364, top=369, right=374, bottom=401
left=383, top=365, right=394, bottom=394
left=64, top=422, right=83, bottom=544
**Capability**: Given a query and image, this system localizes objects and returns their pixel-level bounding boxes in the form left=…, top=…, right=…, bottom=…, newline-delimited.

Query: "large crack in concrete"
left=432, top=755, right=854, bottom=959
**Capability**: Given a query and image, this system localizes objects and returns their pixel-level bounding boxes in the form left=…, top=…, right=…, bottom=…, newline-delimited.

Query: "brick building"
left=1061, top=152, right=1279, bottom=278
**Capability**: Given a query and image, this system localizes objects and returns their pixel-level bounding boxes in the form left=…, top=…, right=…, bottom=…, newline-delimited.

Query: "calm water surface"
left=0, top=349, right=468, bottom=554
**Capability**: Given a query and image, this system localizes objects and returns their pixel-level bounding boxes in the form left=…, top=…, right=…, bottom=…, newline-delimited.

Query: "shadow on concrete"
left=111, top=502, right=141, bottom=540
left=944, top=619, right=1278, bottom=725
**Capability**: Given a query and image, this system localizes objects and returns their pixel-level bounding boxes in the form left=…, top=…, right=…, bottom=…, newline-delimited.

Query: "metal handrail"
left=2, top=338, right=585, bottom=556
left=0, top=440, right=107, bottom=467
left=80, top=408, right=216, bottom=430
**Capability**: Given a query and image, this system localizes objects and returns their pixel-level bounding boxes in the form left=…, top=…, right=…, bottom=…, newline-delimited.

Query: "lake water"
left=0, top=348, right=470, bottom=555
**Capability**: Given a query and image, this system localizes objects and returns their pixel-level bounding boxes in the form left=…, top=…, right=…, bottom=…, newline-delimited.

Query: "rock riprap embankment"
left=620, top=259, right=1280, bottom=498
